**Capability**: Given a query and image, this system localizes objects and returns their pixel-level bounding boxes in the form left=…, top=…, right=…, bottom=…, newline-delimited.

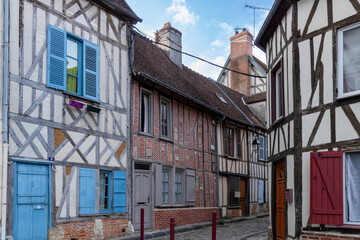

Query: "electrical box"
left=285, top=189, right=293, bottom=202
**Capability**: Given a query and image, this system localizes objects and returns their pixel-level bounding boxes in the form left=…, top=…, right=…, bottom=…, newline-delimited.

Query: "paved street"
left=152, top=216, right=269, bottom=240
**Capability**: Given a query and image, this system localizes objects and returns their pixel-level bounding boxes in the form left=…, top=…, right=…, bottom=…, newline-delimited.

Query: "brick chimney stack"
left=156, top=22, right=182, bottom=68
left=229, top=28, right=253, bottom=95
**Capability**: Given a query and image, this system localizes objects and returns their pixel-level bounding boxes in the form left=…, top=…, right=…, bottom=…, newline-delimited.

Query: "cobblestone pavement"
left=153, top=216, right=269, bottom=240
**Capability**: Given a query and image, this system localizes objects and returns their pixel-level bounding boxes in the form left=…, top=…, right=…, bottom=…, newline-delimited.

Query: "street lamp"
left=252, top=137, right=260, bottom=152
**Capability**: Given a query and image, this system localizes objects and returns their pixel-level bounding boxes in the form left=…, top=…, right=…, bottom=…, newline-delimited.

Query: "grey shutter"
left=236, top=129, right=242, bottom=159
left=223, top=125, right=228, bottom=156
left=186, top=169, right=195, bottom=206
left=155, top=164, right=162, bottom=207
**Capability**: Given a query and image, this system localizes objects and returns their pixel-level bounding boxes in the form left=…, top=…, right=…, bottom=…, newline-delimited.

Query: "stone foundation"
left=49, top=217, right=128, bottom=240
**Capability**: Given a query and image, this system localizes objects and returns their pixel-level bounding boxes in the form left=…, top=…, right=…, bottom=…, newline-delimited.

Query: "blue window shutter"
left=83, top=40, right=99, bottom=101
left=113, top=171, right=126, bottom=213
left=47, top=25, right=66, bottom=90
left=79, top=168, right=95, bottom=214
left=258, top=179, right=264, bottom=204
left=259, top=135, right=265, bottom=161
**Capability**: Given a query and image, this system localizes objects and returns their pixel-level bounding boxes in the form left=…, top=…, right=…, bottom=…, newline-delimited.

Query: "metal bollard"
left=170, top=218, right=175, bottom=240
left=212, top=211, right=217, bottom=240
left=140, top=208, right=144, bottom=240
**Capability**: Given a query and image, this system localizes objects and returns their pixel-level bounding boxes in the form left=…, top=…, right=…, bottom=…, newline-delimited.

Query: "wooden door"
left=276, top=160, right=285, bottom=240
left=240, top=179, right=247, bottom=216
left=14, top=163, right=49, bottom=240
left=134, top=165, right=152, bottom=230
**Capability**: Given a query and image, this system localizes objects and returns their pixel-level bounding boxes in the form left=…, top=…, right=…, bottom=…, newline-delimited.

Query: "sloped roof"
left=132, top=33, right=265, bottom=129
left=93, top=0, right=142, bottom=24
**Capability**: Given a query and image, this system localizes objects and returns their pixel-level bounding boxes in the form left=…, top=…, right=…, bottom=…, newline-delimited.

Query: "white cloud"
left=253, top=46, right=266, bottom=64
left=189, top=56, right=226, bottom=80
left=219, top=22, right=233, bottom=36
left=166, top=0, right=199, bottom=26
left=211, top=39, right=226, bottom=48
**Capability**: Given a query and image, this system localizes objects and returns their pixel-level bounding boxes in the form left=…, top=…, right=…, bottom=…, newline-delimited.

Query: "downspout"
left=2, top=0, right=9, bottom=239
left=215, top=115, right=225, bottom=213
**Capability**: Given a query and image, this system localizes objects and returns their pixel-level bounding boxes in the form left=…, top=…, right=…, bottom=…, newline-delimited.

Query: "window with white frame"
left=338, top=22, right=360, bottom=98
left=271, top=64, right=283, bottom=123
left=162, top=170, right=170, bottom=203
left=175, top=171, right=183, bottom=203
left=160, top=97, right=172, bottom=139
left=140, top=89, right=152, bottom=134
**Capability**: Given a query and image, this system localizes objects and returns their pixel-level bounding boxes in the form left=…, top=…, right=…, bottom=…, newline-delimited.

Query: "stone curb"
left=112, top=213, right=269, bottom=240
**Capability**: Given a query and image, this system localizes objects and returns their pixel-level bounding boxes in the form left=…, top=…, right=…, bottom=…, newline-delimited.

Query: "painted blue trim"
left=79, top=168, right=96, bottom=215
left=11, top=157, right=55, bottom=165
left=13, top=162, right=51, bottom=239
left=83, top=39, right=99, bottom=101
left=99, top=171, right=112, bottom=214
left=113, top=171, right=126, bottom=213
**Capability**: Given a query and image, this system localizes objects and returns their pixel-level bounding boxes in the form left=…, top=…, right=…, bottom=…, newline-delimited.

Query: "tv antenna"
left=245, top=4, right=270, bottom=38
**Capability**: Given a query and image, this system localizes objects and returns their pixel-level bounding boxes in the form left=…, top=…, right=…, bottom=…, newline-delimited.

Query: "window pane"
left=345, top=152, right=360, bottom=222
left=100, top=172, right=109, bottom=185
left=67, top=39, right=78, bottom=59
left=343, top=27, right=360, bottom=93
left=99, top=172, right=110, bottom=211
left=99, top=197, right=108, bottom=210
left=141, top=93, right=150, bottom=133
left=67, top=58, right=78, bottom=76
left=67, top=75, right=77, bottom=93
left=162, top=171, right=169, bottom=203
left=275, top=69, right=282, bottom=119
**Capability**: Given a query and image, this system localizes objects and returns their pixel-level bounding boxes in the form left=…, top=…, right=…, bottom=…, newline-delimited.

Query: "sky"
left=126, top=0, right=275, bottom=80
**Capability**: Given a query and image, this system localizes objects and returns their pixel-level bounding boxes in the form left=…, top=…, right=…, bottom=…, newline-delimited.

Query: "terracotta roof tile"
left=132, top=33, right=265, bottom=128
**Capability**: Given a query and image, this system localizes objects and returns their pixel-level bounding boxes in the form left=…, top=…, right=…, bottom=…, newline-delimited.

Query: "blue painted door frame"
left=13, top=161, right=52, bottom=240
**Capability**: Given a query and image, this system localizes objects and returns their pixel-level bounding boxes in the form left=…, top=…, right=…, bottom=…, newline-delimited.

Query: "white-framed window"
left=140, top=88, right=153, bottom=134
left=344, top=152, right=360, bottom=224
left=174, top=171, right=183, bottom=203
left=271, top=62, right=283, bottom=124
left=160, top=97, right=172, bottom=139
left=338, top=22, right=360, bottom=99
left=162, top=170, right=170, bottom=203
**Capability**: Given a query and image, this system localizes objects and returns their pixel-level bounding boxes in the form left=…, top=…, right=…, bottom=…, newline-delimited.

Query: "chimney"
left=229, top=28, right=253, bottom=95
left=156, top=22, right=182, bottom=68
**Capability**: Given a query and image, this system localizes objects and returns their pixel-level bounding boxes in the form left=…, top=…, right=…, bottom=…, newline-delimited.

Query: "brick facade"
left=153, top=208, right=220, bottom=230
left=132, top=79, right=218, bottom=229
left=54, top=218, right=128, bottom=239
left=301, top=231, right=360, bottom=240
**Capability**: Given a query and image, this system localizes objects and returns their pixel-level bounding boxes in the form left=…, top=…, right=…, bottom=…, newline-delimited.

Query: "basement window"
left=215, top=93, right=228, bottom=104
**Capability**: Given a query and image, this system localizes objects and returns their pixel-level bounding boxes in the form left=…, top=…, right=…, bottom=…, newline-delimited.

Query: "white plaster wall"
left=302, top=151, right=311, bottom=227
left=336, top=106, right=358, bottom=142
left=306, top=0, right=328, bottom=34
left=333, top=0, right=357, bottom=23
left=299, top=39, right=311, bottom=110
left=311, top=109, right=331, bottom=146
left=287, top=155, right=295, bottom=237
left=302, top=112, right=320, bottom=146
left=286, top=6, right=293, bottom=41
left=298, top=0, right=314, bottom=35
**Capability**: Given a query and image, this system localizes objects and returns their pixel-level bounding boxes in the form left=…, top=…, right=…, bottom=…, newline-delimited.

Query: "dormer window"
left=215, top=92, right=228, bottom=104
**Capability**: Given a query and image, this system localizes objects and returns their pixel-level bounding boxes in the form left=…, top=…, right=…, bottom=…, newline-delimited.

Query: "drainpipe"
left=2, top=0, right=9, bottom=239
left=215, top=115, right=225, bottom=213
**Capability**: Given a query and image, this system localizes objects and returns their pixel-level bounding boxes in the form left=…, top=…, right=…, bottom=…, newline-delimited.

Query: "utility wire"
left=131, top=26, right=267, bottom=79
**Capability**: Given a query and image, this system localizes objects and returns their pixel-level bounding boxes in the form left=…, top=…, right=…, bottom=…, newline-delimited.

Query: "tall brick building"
left=129, top=23, right=267, bottom=230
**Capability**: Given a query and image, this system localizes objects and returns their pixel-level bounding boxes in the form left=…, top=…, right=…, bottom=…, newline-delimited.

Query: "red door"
left=276, top=160, right=285, bottom=240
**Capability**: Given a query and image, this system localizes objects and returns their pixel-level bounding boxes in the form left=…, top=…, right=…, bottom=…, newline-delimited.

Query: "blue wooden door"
left=14, top=163, right=49, bottom=240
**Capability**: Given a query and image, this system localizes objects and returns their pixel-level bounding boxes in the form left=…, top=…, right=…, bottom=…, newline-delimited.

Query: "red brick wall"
left=153, top=208, right=220, bottom=230
left=301, top=231, right=360, bottom=240
left=132, top=81, right=218, bottom=209
left=57, top=218, right=128, bottom=239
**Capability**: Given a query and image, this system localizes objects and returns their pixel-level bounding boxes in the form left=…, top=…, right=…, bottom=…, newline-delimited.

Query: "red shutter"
left=310, top=151, right=343, bottom=225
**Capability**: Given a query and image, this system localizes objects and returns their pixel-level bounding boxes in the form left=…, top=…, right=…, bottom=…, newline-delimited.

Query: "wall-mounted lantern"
left=252, top=137, right=260, bottom=152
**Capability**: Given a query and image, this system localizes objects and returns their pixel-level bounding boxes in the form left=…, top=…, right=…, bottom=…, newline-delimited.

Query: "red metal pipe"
left=140, top=208, right=144, bottom=240
left=170, top=218, right=175, bottom=240
left=212, top=211, right=217, bottom=240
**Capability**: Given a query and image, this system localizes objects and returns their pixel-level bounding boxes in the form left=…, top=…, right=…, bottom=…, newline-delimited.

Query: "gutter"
left=215, top=115, right=226, bottom=212
left=1, top=0, right=9, bottom=238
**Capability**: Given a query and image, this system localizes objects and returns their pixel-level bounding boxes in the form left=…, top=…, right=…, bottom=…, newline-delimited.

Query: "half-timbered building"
left=130, top=22, right=268, bottom=230
left=0, top=0, right=140, bottom=239
left=256, top=0, right=360, bottom=239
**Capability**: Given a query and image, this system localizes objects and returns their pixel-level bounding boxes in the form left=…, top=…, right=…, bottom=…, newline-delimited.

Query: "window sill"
left=138, top=131, right=154, bottom=138
left=225, top=156, right=240, bottom=161
left=159, top=136, right=173, bottom=143
left=79, top=212, right=127, bottom=217
left=227, top=206, right=241, bottom=209
left=63, top=90, right=100, bottom=104
left=337, top=224, right=360, bottom=230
